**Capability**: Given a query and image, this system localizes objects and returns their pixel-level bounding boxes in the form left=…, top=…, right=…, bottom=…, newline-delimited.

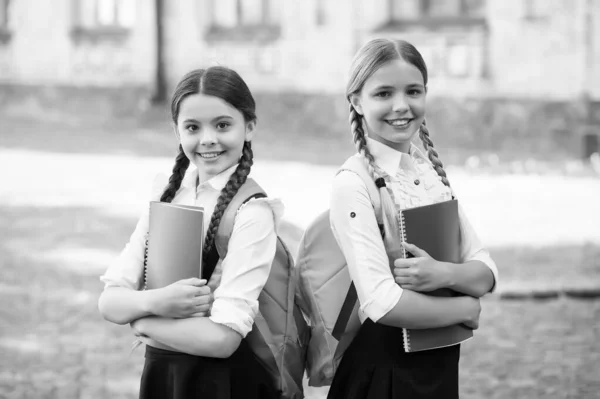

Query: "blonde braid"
left=349, top=104, right=379, bottom=179
left=349, top=104, right=405, bottom=262
left=419, top=120, right=451, bottom=188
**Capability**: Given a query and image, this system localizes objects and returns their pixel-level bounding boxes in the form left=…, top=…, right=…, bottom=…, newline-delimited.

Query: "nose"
left=392, top=93, right=409, bottom=113
left=199, top=128, right=217, bottom=146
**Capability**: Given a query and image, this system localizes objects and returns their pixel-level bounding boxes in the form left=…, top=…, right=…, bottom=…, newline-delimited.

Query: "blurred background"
left=1, top=0, right=599, bottom=398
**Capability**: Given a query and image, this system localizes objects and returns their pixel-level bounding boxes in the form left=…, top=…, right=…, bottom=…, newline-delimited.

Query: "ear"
left=349, top=94, right=363, bottom=115
left=244, top=120, right=257, bottom=142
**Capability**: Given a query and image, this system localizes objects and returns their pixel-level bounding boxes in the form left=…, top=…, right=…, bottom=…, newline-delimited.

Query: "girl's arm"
left=330, top=172, right=479, bottom=330
left=98, top=278, right=211, bottom=325
left=132, top=316, right=241, bottom=358
left=135, top=199, right=279, bottom=357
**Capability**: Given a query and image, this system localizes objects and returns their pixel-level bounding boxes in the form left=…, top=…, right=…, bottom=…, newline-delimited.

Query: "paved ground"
left=1, top=148, right=599, bottom=398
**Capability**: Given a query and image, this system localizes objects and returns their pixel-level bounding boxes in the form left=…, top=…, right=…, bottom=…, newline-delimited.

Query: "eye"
left=186, top=124, right=199, bottom=132
left=407, top=89, right=423, bottom=97
left=216, top=121, right=231, bottom=130
left=374, top=91, right=391, bottom=98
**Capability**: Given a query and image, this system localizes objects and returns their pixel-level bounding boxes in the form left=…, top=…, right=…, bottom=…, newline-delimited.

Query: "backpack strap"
left=214, top=178, right=266, bottom=259
left=201, top=178, right=266, bottom=281
left=332, top=155, right=384, bottom=341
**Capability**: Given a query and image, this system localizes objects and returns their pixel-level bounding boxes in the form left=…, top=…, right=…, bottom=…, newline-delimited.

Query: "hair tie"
left=375, top=178, right=386, bottom=188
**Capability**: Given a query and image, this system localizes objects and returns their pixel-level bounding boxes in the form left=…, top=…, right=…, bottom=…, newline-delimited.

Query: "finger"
left=401, top=242, right=429, bottom=258
left=194, top=304, right=211, bottom=313
left=393, top=267, right=410, bottom=278
left=190, top=311, right=208, bottom=317
left=194, top=295, right=212, bottom=306
left=393, top=258, right=413, bottom=268
left=394, top=277, right=413, bottom=286
left=178, top=278, right=207, bottom=286
left=194, top=286, right=211, bottom=296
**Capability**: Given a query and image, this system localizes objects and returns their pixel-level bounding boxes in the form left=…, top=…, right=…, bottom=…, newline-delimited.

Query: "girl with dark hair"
left=327, top=38, right=499, bottom=399
left=98, top=66, right=281, bottom=399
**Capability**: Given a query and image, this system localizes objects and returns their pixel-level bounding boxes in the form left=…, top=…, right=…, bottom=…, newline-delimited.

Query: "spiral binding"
left=143, top=234, right=149, bottom=290
left=399, top=210, right=411, bottom=352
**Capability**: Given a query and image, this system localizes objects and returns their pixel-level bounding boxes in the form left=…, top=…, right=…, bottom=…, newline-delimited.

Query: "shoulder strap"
left=331, top=156, right=383, bottom=341
left=215, top=177, right=266, bottom=258
left=338, top=155, right=382, bottom=225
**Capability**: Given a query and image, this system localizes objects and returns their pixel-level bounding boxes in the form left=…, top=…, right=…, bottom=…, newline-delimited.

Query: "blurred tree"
left=152, top=0, right=167, bottom=104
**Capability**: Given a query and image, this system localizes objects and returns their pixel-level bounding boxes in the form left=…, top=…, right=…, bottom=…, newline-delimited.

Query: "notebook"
left=143, top=201, right=205, bottom=290
left=396, top=199, right=474, bottom=353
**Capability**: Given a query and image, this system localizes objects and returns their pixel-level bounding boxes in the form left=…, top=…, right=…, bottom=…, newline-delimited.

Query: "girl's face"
left=176, top=93, right=255, bottom=182
left=351, top=59, right=426, bottom=153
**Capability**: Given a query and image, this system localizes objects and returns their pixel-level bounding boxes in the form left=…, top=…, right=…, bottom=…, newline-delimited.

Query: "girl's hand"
left=393, top=242, right=449, bottom=292
left=461, top=296, right=481, bottom=330
left=148, top=278, right=213, bottom=318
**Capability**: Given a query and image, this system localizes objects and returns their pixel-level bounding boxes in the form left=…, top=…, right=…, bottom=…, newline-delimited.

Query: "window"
left=390, top=0, right=486, bottom=26
left=71, top=0, right=135, bottom=42
left=0, top=0, right=11, bottom=44
left=208, top=0, right=281, bottom=42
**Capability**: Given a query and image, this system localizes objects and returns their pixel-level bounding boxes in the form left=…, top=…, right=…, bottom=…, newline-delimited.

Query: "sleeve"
left=329, top=171, right=404, bottom=323
left=208, top=198, right=281, bottom=337
left=99, top=174, right=167, bottom=290
left=458, top=203, right=499, bottom=292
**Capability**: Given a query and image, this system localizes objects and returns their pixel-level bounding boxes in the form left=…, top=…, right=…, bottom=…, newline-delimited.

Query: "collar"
left=366, top=137, right=427, bottom=176
left=181, top=163, right=239, bottom=193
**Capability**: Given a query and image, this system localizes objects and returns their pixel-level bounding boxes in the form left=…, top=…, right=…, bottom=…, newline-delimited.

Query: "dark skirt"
left=327, top=319, right=461, bottom=399
left=139, top=340, right=279, bottom=399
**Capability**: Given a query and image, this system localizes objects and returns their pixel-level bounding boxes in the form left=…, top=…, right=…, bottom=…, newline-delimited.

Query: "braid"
left=202, top=141, right=254, bottom=262
left=160, top=145, right=190, bottom=203
left=418, top=120, right=451, bottom=188
left=349, top=104, right=379, bottom=180
left=349, top=104, right=404, bottom=262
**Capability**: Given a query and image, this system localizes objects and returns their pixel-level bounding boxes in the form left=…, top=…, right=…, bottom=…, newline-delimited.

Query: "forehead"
left=177, top=93, right=242, bottom=121
left=363, top=59, right=425, bottom=91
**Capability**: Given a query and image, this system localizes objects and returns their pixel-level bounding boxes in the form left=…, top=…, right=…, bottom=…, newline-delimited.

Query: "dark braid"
left=418, top=120, right=451, bottom=188
left=201, top=141, right=254, bottom=263
left=160, top=144, right=190, bottom=203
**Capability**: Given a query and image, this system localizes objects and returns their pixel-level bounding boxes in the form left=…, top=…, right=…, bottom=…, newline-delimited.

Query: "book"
left=144, top=201, right=205, bottom=290
left=396, top=199, right=474, bottom=353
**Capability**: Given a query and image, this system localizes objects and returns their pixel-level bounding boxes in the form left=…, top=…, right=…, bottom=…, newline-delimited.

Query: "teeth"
left=198, top=152, right=223, bottom=159
left=388, top=119, right=411, bottom=127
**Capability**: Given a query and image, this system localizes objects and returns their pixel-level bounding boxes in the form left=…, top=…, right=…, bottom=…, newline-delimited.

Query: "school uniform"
left=100, top=164, right=284, bottom=399
left=327, top=138, right=499, bottom=399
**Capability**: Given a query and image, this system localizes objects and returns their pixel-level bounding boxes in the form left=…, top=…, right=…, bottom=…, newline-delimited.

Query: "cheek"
left=363, top=101, right=389, bottom=121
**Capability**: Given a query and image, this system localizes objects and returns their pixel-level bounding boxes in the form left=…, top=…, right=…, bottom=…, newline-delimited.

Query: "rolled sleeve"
left=458, top=204, right=499, bottom=292
left=209, top=200, right=278, bottom=337
left=330, top=171, right=403, bottom=323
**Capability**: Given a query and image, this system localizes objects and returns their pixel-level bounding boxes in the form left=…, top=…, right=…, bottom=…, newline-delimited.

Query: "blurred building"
left=0, top=0, right=599, bottom=155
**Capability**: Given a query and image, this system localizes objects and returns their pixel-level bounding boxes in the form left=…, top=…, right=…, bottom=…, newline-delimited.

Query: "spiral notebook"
left=398, top=199, right=474, bottom=353
left=143, top=201, right=205, bottom=290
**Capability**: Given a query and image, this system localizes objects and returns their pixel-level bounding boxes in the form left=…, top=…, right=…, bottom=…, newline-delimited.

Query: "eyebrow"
left=372, top=83, right=425, bottom=91
left=182, top=115, right=234, bottom=124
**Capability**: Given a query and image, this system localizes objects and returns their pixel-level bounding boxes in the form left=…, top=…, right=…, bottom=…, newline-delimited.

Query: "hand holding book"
left=392, top=242, right=451, bottom=292
left=147, top=277, right=213, bottom=319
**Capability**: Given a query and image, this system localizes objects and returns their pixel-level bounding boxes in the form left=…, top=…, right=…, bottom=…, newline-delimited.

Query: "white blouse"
left=330, top=138, right=498, bottom=324
left=100, top=164, right=284, bottom=338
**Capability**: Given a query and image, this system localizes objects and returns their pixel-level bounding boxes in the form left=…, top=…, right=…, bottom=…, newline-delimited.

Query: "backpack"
left=294, top=155, right=383, bottom=387
left=208, top=177, right=310, bottom=399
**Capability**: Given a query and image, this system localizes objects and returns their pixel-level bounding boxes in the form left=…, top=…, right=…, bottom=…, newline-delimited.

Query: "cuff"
left=209, top=297, right=258, bottom=338
left=360, top=281, right=404, bottom=323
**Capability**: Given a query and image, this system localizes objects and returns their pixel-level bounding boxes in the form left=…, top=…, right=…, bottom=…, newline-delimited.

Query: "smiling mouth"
left=197, top=151, right=225, bottom=159
left=385, top=118, right=413, bottom=128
